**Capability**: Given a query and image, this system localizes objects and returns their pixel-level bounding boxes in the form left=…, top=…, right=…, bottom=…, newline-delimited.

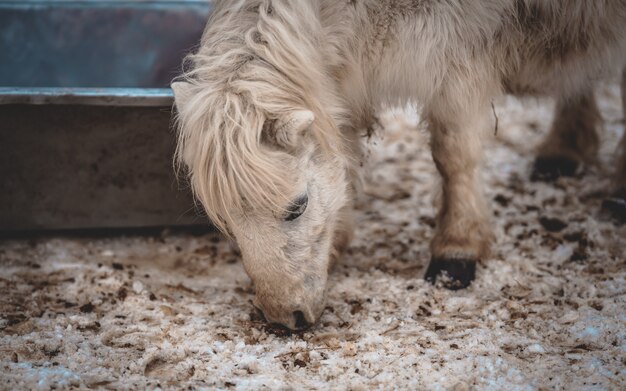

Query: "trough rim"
left=0, top=0, right=211, bottom=7
left=0, top=87, right=174, bottom=106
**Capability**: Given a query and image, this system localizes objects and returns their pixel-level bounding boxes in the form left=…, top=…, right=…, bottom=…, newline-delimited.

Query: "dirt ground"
left=1, top=83, right=625, bottom=390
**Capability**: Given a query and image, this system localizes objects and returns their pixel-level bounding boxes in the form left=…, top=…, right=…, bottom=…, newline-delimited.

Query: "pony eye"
left=284, top=194, right=308, bottom=221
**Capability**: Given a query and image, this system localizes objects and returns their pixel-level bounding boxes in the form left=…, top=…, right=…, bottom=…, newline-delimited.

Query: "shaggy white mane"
left=174, top=0, right=348, bottom=234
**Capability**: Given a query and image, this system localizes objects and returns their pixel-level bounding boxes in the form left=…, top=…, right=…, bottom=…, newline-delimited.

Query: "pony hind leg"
left=531, top=91, right=601, bottom=181
left=601, top=69, right=626, bottom=223
left=424, top=111, right=494, bottom=289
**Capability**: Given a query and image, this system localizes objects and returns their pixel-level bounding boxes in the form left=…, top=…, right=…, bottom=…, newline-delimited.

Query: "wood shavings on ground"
left=1, top=83, right=625, bottom=390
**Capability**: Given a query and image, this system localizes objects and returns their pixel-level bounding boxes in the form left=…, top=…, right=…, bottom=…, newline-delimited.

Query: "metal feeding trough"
left=0, top=0, right=212, bottom=233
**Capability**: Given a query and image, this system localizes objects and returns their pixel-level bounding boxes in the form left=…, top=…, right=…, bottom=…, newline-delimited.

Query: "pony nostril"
left=293, top=310, right=311, bottom=329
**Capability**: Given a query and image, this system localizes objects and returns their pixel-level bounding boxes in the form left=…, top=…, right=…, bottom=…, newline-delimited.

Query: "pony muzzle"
left=253, top=295, right=323, bottom=330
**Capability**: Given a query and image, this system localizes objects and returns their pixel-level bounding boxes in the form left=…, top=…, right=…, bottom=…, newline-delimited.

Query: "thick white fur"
left=173, top=0, right=626, bottom=328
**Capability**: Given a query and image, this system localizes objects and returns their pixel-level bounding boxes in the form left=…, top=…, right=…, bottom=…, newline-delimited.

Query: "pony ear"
left=273, top=110, right=315, bottom=148
left=171, top=81, right=192, bottom=108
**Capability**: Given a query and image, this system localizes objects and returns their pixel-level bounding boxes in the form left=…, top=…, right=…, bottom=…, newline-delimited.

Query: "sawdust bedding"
left=1, top=83, right=625, bottom=390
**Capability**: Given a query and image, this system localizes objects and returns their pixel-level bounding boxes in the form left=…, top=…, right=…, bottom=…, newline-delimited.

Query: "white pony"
left=172, top=0, right=626, bottom=329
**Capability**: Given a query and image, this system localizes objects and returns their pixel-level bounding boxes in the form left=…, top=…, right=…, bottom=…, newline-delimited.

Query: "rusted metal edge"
left=0, top=87, right=174, bottom=106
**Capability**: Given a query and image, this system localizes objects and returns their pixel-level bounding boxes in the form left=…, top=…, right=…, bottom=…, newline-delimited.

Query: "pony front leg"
left=602, top=68, right=626, bottom=222
left=424, top=112, right=494, bottom=289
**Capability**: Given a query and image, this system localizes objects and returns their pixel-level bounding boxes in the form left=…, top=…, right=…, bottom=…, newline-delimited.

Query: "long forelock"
left=176, top=89, right=296, bottom=235
left=174, top=0, right=348, bottom=235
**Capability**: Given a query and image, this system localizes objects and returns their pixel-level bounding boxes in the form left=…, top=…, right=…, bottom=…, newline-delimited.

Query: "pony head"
left=172, top=0, right=355, bottom=329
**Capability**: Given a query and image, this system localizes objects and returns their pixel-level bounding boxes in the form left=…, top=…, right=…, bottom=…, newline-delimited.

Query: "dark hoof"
left=601, top=196, right=626, bottom=223
left=531, top=156, right=579, bottom=182
left=424, top=258, right=476, bottom=290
